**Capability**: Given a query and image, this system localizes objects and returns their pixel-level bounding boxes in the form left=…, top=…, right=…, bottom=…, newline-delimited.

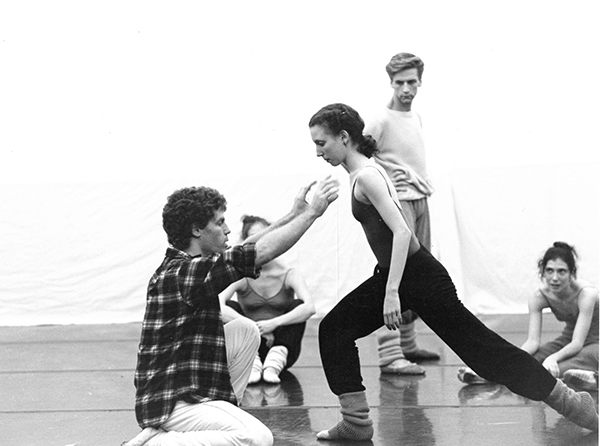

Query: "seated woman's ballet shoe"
left=262, top=345, right=288, bottom=384
left=248, top=354, right=263, bottom=384
left=262, top=367, right=281, bottom=384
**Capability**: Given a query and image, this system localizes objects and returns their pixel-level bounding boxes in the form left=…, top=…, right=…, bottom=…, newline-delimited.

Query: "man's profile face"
left=390, top=68, right=421, bottom=107
left=197, top=208, right=230, bottom=256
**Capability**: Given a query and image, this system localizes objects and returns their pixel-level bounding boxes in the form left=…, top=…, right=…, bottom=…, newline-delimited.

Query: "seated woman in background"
left=219, top=215, right=316, bottom=384
left=459, top=242, right=599, bottom=391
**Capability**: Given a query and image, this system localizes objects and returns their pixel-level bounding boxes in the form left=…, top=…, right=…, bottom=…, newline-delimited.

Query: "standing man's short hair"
left=385, top=53, right=425, bottom=81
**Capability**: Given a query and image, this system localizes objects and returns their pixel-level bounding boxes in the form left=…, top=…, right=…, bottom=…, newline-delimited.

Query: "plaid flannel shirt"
left=134, top=243, right=259, bottom=428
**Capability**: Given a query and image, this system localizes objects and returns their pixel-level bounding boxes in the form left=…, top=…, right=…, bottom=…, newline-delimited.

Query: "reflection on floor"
left=0, top=314, right=597, bottom=445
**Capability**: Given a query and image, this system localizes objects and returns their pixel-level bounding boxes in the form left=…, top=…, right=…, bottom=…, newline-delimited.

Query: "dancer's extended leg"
left=401, top=249, right=597, bottom=431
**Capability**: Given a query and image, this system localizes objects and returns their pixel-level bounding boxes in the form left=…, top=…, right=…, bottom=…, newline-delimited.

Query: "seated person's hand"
left=262, top=332, right=275, bottom=348
left=257, top=319, right=278, bottom=336
left=542, top=357, right=559, bottom=378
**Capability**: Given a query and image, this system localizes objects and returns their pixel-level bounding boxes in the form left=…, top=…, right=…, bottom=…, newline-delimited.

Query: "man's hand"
left=291, top=181, right=316, bottom=216
left=308, top=176, right=339, bottom=217
left=262, top=333, right=275, bottom=348
left=383, top=290, right=402, bottom=330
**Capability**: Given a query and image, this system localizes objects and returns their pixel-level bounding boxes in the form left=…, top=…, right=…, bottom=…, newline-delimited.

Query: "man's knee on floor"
left=145, top=428, right=273, bottom=446
left=243, top=423, right=273, bottom=446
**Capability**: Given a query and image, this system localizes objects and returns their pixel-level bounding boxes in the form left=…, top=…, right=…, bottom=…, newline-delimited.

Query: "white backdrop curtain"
left=1, top=1, right=598, bottom=325
left=1, top=165, right=598, bottom=326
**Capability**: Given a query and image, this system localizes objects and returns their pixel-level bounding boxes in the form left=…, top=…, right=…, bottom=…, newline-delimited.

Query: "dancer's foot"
left=545, top=379, right=598, bottom=431
left=316, top=420, right=374, bottom=441
left=563, top=369, right=599, bottom=391
left=403, top=348, right=440, bottom=361
left=457, top=366, right=490, bottom=385
left=380, top=358, right=425, bottom=375
left=317, top=391, right=374, bottom=441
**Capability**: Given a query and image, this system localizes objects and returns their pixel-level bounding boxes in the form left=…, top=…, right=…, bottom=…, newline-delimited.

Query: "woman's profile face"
left=542, top=258, right=572, bottom=293
left=310, top=125, right=345, bottom=166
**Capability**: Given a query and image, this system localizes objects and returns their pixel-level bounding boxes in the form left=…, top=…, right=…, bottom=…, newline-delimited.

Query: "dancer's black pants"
left=319, top=247, right=556, bottom=400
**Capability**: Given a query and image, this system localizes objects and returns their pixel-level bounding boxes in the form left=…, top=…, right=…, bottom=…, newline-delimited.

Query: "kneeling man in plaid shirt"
left=123, top=178, right=339, bottom=446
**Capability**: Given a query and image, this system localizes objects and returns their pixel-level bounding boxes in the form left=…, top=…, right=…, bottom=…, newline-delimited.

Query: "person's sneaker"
left=562, top=369, right=599, bottom=391
left=457, top=366, right=490, bottom=385
left=380, top=358, right=425, bottom=375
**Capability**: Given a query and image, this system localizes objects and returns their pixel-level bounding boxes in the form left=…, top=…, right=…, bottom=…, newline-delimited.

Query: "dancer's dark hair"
left=538, top=241, right=578, bottom=278
left=308, top=103, right=378, bottom=158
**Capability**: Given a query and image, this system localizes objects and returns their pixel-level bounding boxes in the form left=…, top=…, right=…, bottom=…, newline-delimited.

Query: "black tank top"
left=351, top=165, right=420, bottom=267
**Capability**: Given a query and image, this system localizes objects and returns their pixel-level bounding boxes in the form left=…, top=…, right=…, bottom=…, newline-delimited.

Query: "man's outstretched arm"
left=252, top=176, right=339, bottom=267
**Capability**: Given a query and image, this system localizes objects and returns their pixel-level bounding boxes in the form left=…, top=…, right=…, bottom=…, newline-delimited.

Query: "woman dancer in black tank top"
left=308, top=103, right=598, bottom=441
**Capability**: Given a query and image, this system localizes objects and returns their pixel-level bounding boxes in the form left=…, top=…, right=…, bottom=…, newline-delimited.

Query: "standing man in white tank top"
left=365, top=52, right=440, bottom=374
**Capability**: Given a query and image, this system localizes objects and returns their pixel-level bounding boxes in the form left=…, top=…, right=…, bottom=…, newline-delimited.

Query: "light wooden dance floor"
left=1, top=314, right=597, bottom=445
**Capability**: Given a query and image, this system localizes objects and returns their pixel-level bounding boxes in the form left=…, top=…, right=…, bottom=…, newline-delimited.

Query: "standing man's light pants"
left=147, top=317, right=273, bottom=446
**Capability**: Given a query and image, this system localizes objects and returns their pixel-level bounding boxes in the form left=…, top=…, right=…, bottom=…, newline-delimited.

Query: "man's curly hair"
left=162, top=186, right=227, bottom=250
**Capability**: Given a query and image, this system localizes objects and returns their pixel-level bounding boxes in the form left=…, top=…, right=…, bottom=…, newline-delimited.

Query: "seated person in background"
left=220, top=215, right=316, bottom=384
left=459, top=242, right=599, bottom=391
